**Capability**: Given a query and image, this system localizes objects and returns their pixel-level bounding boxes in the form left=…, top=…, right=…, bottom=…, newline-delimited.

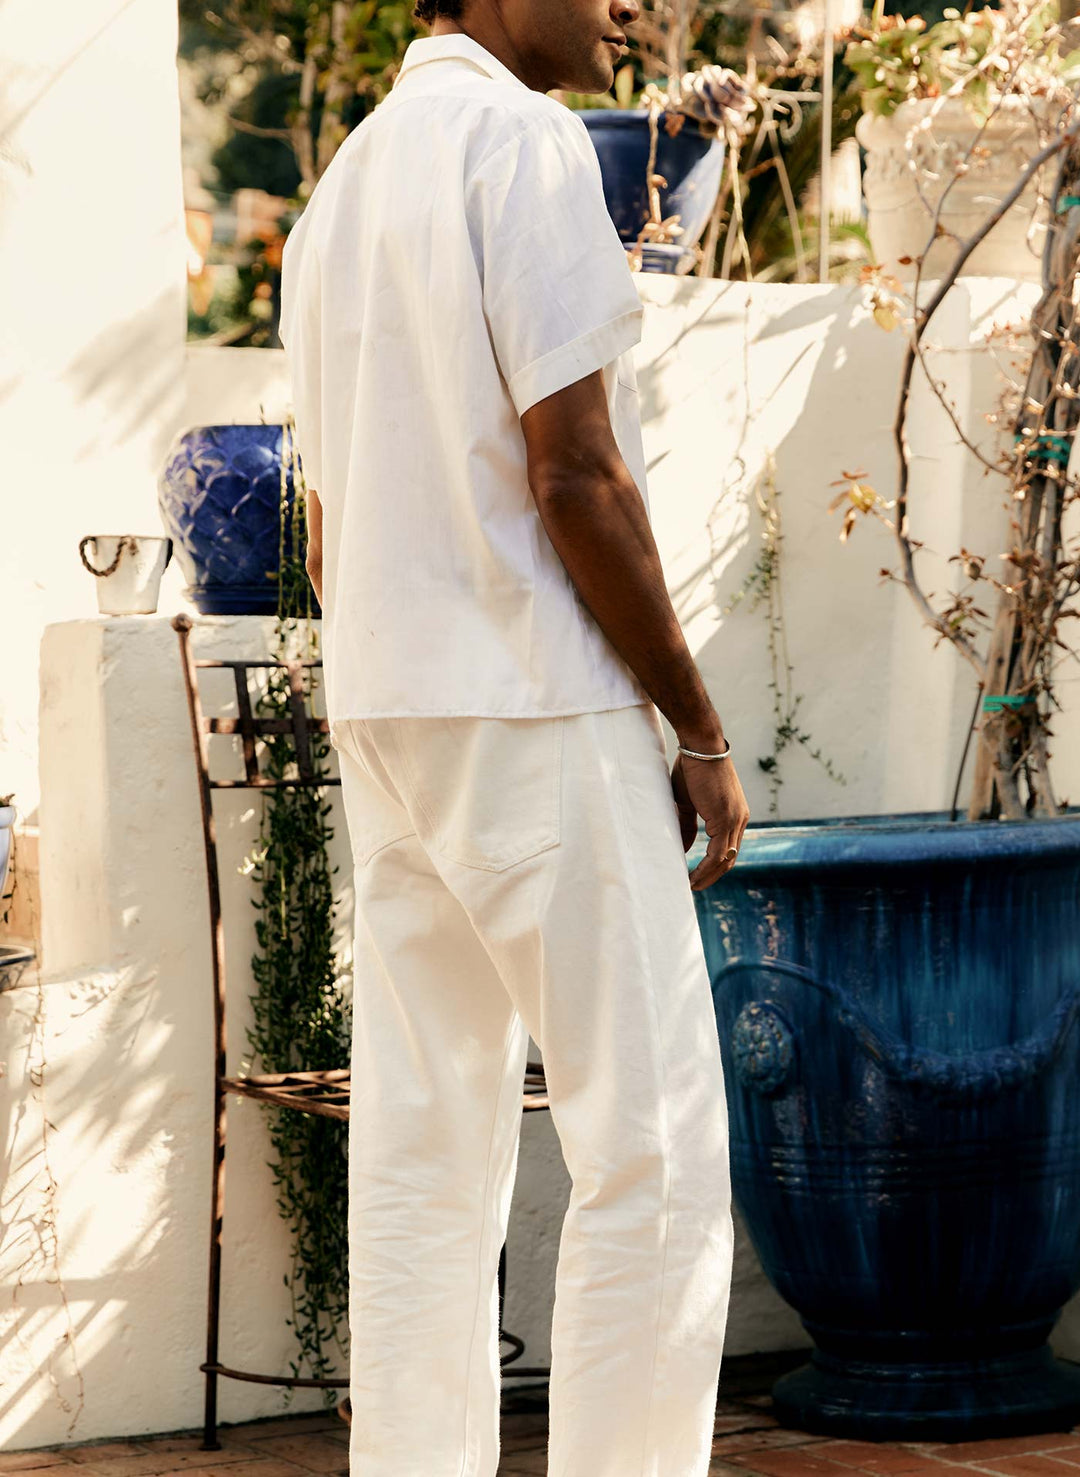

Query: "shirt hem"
left=329, top=695, right=653, bottom=722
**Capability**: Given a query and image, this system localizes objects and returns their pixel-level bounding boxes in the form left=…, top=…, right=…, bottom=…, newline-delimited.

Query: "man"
left=278, top=1, right=750, bottom=1473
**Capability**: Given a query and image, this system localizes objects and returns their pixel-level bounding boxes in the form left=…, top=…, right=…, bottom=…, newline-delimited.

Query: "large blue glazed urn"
left=158, top=424, right=318, bottom=616
left=578, top=110, right=725, bottom=274
left=693, top=811, right=1080, bottom=1440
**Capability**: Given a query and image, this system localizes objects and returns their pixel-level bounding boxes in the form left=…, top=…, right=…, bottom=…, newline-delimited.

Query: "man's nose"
left=611, top=0, right=641, bottom=27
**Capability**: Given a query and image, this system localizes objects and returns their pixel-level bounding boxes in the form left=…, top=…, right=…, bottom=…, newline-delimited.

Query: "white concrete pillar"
left=2, top=615, right=354, bottom=1447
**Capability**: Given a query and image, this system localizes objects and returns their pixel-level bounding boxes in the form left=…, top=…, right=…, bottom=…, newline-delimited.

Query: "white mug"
left=78, top=534, right=174, bottom=615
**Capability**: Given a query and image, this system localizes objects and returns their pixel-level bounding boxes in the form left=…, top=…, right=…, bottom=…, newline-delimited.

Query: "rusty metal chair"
left=171, top=612, right=550, bottom=1452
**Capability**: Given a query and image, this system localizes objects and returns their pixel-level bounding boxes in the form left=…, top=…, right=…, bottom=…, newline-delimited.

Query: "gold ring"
left=724, top=846, right=739, bottom=860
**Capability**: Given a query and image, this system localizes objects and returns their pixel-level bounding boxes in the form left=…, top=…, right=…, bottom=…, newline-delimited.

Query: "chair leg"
left=201, top=1082, right=227, bottom=1450
left=497, top=1241, right=507, bottom=1338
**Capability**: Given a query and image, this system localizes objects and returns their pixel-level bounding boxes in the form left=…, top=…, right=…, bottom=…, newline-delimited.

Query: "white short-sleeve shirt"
left=279, top=32, right=653, bottom=720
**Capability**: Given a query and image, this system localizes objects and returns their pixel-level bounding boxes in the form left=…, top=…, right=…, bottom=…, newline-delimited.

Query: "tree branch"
left=892, top=117, right=1080, bottom=678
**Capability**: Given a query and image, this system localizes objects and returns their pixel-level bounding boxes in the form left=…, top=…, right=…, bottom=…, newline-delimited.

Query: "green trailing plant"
left=242, top=418, right=351, bottom=1400
left=724, top=455, right=846, bottom=816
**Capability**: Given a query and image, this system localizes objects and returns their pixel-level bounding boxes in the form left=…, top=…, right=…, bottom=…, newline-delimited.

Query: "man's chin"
left=567, top=57, right=615, bottom=96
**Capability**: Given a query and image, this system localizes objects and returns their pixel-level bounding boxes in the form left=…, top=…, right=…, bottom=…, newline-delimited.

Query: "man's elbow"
left=529, top=454, right=630, bottom=520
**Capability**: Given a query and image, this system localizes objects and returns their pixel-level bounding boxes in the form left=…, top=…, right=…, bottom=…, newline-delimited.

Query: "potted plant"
left=846, top=0, right=1080, bottom=279
left=692, top=11, right=1080, bottom=1440
left=158, top=419, right=320, bottom=616
left=571, top=0, right=756, bottom=272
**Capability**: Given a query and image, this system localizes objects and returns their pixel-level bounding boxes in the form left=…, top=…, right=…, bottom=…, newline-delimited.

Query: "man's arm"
left=305, top=486, right=323, bottom=606
left=521, top=370, right=750, bottom=889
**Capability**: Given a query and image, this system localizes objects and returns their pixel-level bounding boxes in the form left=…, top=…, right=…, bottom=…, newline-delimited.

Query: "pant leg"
left=381, top=702, right=734, bottom=1477
left=335, top=721, right=531, bottom=1477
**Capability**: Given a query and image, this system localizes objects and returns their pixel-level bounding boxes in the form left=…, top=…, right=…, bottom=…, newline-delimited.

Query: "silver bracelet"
left=677, top=737, right=732, bottom=761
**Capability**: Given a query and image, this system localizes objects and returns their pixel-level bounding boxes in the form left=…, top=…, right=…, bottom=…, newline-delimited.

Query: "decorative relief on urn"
left=732, top=1001, right=796, bottom=1096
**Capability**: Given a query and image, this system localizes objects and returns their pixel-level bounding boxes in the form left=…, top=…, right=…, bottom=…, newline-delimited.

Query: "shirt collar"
left=392, top=33, right=530, bottom=93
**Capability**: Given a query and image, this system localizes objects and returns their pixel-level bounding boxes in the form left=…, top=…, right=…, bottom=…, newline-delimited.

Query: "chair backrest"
left=171, top=612, right=341, bottom=1078
left=172, top=612, right=340, bottom=792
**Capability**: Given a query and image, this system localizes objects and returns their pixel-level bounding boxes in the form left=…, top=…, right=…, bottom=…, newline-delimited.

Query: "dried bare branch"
left=892, top=118, right=1080, bottom=681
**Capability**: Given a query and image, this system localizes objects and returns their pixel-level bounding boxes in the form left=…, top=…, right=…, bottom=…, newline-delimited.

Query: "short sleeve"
left=466, top=107, right=644, bottom=417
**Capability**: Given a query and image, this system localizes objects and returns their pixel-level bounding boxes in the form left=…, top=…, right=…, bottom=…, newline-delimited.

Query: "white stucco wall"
left=637, top=273, right=1080, bottom=818
left=10, top=275, right=1080, bottom=1449
left=3, top=616, right=356, bottom=1447
left=0, top=0, right=188, bottom=824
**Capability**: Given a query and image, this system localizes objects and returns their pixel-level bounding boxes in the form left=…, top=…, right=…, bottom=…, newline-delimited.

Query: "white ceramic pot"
left=856, top=97, right=1050, bottom=282
left=78, top=534, right=174, bottom=615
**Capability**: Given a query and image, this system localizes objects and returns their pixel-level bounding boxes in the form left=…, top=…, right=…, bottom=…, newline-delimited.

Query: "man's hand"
left=671, top=752, right=750, bottom=890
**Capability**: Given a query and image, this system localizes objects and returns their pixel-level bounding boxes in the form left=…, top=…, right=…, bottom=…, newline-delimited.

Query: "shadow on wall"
left=634, top=275, right=984, bottom=822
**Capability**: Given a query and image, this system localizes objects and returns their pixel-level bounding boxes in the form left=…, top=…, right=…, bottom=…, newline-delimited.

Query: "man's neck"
left=429, top=17, right=546, bottom=91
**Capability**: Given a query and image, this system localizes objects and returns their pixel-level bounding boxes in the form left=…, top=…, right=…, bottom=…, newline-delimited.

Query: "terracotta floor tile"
left=810, top=1441, right=954, bottom=1473
left=229, top=1439, right=343, bottom=1474
left=137, top=1442, right=258, bottom=1460
left=714, top=1431, right=832, bottom=1457
left=221, top=1420, right=341, bottom=1443
left=304, top=1435, right=345, bottom=1452
left=0, top=1458, right=78, bottom=1474
left=879, top=1467, right=977, bottom=1476
left=217, top=1466, right=323, bottom=1477
left=962, top=1457, right=1080, bottom=1477
left=942, top=1469, right=1049, bottom=1477
left=724, top=1448, right=866, bottom=1477
left=72, top=1455, right=253, bottom=1477
left=928, top=1439, right=1080, bottom=1464
left=716, top=1416, right=782, bottom=1436
left=119, top=1466, right=314, bottom=1477
left=62, top=1451, right=152, bottom=1467
left=0, top=1468, right=84, bottom=1477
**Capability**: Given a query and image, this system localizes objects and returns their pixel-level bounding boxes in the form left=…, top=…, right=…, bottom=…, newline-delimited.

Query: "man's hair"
left=413, top=0, right=467, bottom=22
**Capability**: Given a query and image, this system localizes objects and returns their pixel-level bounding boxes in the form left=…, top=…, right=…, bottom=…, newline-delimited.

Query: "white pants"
left=333, top=700, right=734, bottom=1477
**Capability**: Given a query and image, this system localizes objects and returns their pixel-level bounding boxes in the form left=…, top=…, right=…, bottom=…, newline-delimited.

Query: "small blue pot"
left=158, top=424, right=319, bottom=616
left=693, top=811, right=1080, bottom=1440
left=578, top=109, right=725, bottom=272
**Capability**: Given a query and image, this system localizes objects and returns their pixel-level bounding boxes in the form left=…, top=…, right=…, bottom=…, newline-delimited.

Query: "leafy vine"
left=724, top=454, right=846, bottom=816
left=240, top=418, right=351, bottom=1400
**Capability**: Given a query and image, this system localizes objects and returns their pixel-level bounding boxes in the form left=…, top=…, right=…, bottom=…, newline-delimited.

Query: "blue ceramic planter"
left=693, top=811, right=1080, bottom=1440
left=578, top=109, right=725, bottom=273
left=158, top=424, right=318, bottom=616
